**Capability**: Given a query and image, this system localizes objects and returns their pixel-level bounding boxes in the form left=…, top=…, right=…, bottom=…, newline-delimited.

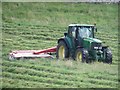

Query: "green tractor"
left=56, top=24, right=112, bottom=64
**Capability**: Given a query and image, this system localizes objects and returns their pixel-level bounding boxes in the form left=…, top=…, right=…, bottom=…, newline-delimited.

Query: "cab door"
left=68, top=26, right=77, bottom=51
left=76, top=27, right=83, bottom=47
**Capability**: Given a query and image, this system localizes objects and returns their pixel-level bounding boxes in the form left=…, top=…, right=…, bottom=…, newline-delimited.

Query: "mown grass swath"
left=2, top=2, right=118, bottom=88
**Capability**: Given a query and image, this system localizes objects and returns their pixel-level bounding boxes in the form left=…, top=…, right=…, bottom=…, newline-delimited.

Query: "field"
left=2, top=2, right=118, bottom=88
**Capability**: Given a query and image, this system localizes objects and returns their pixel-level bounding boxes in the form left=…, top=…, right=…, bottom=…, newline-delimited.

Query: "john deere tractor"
left=56, top=24, right=112, bottom=63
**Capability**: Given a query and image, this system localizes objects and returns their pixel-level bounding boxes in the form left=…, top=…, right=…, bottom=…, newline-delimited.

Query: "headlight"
left=94, top=47, right=102, bottom=49
left=91, top=42, right=102, bottom=50
left=94, top=47, right=98, bottom=49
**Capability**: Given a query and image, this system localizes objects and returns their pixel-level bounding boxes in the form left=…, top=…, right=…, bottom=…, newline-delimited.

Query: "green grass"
left=2, top=2, right=118, bottom=88
left=2, top=59, right=118, bottom=88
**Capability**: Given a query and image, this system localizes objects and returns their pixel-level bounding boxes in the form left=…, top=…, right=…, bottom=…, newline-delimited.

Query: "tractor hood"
left=83, top=38, right=102, bottom=43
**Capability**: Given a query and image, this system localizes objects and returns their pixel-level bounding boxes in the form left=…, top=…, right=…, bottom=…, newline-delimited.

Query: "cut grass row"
left=3, top=77, right=113, bottom=88
left=3, top=30, right=117, bottom=41
left=3, top=71, right=117, bottom=88
left=3, top=60, right=118, bottom=82
left=3, top=22, right=118, bottom=33
left=3, top=24, right=118, bottom=38
left=3, top=60, right=89, bottom=76
left=2, top=65, right=118, bottom=86
left=3, top=64, right=118, bottom=81
left=3, top=31, right=118, bottom=43
left=3, top=77, right=70, bottom=88
left=2, top=22, right=66, bottom=32
left=3, top=60, right=118, bottom=74
left=2, top=24, right=118, bottom=46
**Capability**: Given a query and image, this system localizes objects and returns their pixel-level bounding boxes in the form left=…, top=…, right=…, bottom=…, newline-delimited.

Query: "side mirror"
left=103, top=41, right=105, bottom=43
left=95, top=28, right=97, bottom=32
left=95, top=27, right=97, bottom=32
left=64, top=33, right=67, bottom=37
left=94, top=23, right=97, bottom=32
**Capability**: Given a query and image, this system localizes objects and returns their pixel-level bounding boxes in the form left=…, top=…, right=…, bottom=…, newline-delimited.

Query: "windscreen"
left=78, top=26, right=93, bottom=38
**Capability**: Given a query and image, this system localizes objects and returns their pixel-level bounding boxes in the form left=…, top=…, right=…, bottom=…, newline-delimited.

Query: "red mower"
left=9, top=47, right=57, bottom=60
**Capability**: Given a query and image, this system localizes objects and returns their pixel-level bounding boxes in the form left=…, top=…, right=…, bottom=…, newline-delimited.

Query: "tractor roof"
left=69, top=24, right=94, bottom=27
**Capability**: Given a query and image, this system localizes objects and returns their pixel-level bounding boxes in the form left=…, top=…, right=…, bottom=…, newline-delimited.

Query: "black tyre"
left=75, top=48, right=89, bottom=63
left=104, top=48, right=112, bottom=64
left=56, top=41, right=69, bottom=59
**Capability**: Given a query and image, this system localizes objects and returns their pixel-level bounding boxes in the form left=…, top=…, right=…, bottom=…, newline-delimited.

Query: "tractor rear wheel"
left=75, top=48, right=89, bottom=63
left=104, top=48, right=112, bottom=64
left=56, top=41, right=69, bottom=59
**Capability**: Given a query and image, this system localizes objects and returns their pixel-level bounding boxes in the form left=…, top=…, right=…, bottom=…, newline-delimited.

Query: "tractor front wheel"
left=104, top=48, right=112, bottom=64
left=56, top=41, right=69, bottom=60
left=75, top=48, right=89, bottom=63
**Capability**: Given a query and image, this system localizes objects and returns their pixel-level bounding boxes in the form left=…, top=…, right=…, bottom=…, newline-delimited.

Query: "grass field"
left=2, top=2, right=118, bottom=88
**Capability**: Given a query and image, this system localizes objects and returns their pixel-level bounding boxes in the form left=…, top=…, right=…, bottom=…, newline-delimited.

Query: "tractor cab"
left=67, top=24, right=97, bottom=48
left=67, top=24, right=96, bottom=39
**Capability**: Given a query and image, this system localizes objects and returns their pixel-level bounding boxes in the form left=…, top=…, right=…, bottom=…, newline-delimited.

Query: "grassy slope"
left=2, top=2, right=118, bottom=88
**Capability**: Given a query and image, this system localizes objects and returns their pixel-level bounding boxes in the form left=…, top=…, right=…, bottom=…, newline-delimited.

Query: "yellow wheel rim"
left=76, top=52, right=82, bottom=61
left=58, top=45, right=65, bottom=59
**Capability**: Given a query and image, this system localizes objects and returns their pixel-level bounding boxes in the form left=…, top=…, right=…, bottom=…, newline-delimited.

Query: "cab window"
left=71, top=27, right=76, bottom=38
